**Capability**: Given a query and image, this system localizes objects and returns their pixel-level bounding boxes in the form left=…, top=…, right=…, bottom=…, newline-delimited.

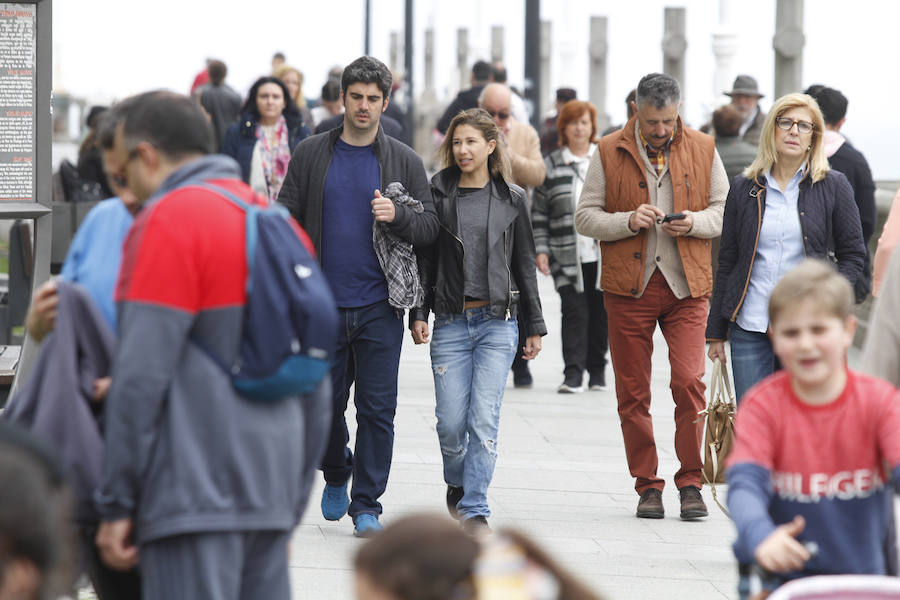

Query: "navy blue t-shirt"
left=321, top=138, right=387, bottom=308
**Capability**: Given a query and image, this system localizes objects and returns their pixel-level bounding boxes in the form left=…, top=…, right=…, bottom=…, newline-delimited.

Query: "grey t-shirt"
left=458, top=184, right=491, bottom=301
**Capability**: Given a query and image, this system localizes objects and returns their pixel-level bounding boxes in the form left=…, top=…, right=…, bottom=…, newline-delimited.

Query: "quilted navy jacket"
left=706, top=170, right=865, bottom=340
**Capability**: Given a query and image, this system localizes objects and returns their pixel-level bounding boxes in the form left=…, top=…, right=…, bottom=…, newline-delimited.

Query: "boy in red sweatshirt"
left=727, top=259, right=900, bottom=598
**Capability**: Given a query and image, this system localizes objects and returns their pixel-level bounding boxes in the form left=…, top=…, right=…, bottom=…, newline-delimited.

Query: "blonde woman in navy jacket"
left=706, top=93, right=865, bottom=402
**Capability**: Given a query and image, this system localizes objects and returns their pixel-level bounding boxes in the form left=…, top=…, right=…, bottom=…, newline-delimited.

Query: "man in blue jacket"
left=278, top=56, right=439, bottom=537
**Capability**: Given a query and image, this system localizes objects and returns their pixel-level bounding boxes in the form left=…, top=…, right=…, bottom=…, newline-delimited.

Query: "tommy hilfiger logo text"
left=772, top=468, right=885, bottom=503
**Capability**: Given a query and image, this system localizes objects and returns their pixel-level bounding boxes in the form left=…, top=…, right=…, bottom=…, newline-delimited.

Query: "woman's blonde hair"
left=272, top=64, right=306, bottom=108
left=743, top=92, right=830, bottom=183
left=439, top=108, right=510, bottom=180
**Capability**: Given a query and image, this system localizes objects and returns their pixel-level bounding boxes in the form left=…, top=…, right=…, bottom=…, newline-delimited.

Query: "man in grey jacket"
left=278, top=56, right=438, bottom=537
left=94, top=91, right=330, bottom=600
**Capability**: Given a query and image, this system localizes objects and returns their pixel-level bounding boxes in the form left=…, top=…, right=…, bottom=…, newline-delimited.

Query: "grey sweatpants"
left=140, top=530, right=291, bottom=600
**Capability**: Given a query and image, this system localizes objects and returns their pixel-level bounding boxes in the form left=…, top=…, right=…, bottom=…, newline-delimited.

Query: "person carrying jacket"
left=93, top=91, right=330, bottom=600
left=575, top=73, right=727, bottom=522
left=222, top=76, right=310, bottom=203
left=410, top=108, right=546, bottom=535
left=277, top=56, right=439, bottom=538
left=706, top=92, right=865, bottom=403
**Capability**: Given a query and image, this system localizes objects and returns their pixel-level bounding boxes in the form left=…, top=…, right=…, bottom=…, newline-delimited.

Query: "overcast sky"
left=52, top=0, right=899, bottom=179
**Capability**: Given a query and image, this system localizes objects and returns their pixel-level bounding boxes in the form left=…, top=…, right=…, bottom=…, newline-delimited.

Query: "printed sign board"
left=0, top=3, right=35, bottom=203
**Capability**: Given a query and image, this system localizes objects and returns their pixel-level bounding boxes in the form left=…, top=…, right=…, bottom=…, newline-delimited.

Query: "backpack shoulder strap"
left=194, top=181, right=252, bottom=210
left=190, top=182, right=260, bottom=293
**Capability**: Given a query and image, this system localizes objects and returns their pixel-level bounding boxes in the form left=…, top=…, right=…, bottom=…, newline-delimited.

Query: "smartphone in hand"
left=657, top=212, right=687, bottom=224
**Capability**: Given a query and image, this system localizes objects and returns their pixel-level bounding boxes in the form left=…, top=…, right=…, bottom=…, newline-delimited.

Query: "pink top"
left=873, top=186, right=900, bottom=297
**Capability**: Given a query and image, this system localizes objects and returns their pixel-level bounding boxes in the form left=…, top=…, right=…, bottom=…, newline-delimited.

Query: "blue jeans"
left=321, top=299, right=403, bottom=517
left=430, top=307, right=518, bottom=520
left=729, top=322, right=780, bottom=404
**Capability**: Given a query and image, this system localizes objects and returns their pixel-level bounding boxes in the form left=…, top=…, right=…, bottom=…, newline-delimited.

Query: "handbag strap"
left=709, top=359, right=721, bottom=404
left=707, top=469, right=731, bottom=518
left=718, top=358, right=736, bottom=405
left=705, top=358, right=734, bottom=519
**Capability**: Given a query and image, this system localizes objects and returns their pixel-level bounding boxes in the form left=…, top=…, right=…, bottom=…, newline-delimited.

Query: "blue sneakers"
left=320, top=482, right=350, bottom=521
left=353, top=513, right=383, bottom=538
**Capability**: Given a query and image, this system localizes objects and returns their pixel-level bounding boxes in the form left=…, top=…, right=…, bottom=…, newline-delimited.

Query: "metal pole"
left=364, top=0, right=371, bottom=56
left=390, top=32, right=399, bottom=72
left=524, top=0, right=541, bottom=129
left=712, top=0, right=739, bottom=106
left=457, top=28, right=469, bottom=92
left=404, top=0, right=414, bottom=141
left=773, top=0, right=805, bottom=97
left=662, top=7, right=687, bottom=101
left=540, top=20, right=551, bottom=117
left=491, top=25, right=504, bottom=64
left=589, top=16, right=610, bottom=132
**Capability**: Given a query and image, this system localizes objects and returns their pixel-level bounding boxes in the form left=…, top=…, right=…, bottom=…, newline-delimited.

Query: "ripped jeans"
left=430, top=307, right=518, bottom=520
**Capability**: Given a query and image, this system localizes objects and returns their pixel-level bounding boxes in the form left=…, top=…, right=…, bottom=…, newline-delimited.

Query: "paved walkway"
left=288, top=276, right=742, bottom=599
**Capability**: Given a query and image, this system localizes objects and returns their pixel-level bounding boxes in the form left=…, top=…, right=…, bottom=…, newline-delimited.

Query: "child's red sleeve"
left=877, top=387, right=900, bottom=469
left=727, top=390, right=777, bottom=471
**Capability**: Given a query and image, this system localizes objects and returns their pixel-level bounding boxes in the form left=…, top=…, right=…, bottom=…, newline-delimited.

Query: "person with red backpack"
left=93, top=91, right=332, bottom=600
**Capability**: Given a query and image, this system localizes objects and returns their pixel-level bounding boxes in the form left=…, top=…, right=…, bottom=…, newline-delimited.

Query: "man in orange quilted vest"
left=574, top=73, right=727, bottom=522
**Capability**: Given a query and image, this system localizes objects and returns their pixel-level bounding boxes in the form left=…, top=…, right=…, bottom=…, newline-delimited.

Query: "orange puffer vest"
left=597, top=117, right=716, bottom=298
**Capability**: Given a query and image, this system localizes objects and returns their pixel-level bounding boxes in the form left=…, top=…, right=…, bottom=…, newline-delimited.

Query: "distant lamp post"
left=364, top=0, right=371, bottom=55
left=524, top=0, right=541, bottom=129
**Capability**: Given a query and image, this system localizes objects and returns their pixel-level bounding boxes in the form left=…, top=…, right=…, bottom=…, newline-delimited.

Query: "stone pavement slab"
left=289, top=276, right=740, bottom=599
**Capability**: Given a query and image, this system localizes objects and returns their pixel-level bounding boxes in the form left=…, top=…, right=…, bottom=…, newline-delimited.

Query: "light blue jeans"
left=430, top=307, right=518, bottom=521
left=729, top=322, right=780, bottom=404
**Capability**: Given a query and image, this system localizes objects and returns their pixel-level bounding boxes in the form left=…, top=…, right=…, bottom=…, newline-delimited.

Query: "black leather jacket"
left=409, top=167, right=547, bottom=338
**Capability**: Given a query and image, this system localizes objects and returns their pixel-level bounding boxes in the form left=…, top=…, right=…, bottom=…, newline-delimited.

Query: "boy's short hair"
left=768, top=259, right=854, bottom=325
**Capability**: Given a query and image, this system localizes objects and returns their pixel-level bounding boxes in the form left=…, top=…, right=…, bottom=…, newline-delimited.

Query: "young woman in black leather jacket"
left=410, top=109, right=546, bottom=535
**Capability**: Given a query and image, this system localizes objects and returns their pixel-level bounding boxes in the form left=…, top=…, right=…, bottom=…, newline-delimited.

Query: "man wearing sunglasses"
left=478, top=82, right=546, bottom=389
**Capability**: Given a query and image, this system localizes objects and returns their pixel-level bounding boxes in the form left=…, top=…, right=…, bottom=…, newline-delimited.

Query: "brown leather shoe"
left=636, top=488, right=664, bottom=518
left=679, top=485, right=708, bottom=520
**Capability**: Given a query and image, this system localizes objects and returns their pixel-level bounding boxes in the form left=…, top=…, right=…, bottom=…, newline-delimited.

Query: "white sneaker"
left=557, top=382, right=584, bottom=394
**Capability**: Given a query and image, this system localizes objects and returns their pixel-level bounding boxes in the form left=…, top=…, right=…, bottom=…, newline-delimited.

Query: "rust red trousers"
left=604, top=270, right=708, bottom=495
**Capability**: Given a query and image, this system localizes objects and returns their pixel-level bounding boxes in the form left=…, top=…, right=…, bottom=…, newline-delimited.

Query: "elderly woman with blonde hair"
left=706, top=92, right=865, bottom=402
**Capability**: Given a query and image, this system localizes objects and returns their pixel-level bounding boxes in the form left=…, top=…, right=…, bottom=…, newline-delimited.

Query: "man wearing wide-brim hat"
left=724, top=74, right=766, bottom=146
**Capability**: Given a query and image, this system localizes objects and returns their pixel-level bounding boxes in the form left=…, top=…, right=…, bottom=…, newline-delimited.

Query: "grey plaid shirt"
left=373, top=181, right=425, bottom=309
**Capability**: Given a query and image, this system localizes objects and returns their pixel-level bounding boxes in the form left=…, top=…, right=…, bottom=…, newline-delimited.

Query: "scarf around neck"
left=258, top=114, right=291, bottom=203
